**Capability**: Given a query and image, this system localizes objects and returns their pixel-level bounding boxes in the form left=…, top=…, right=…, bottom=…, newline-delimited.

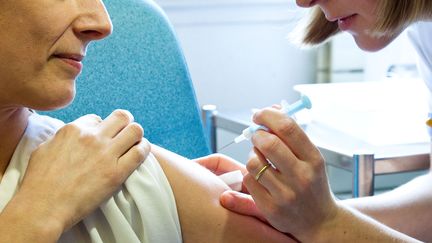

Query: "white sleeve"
left=407, top=21, right=432, bottom=113
left=60, top=154, right=182, bottom=243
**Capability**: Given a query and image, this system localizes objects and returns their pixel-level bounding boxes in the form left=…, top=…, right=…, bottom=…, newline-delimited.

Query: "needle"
left=218, top=141, right=235, bottom=152
left=216, top=95, right=312, bottom=152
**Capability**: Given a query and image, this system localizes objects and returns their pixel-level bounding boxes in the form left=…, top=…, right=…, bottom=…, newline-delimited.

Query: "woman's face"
left=0, top=0, right=112, bottom=110
left=296, top=0, right=400, bottom=51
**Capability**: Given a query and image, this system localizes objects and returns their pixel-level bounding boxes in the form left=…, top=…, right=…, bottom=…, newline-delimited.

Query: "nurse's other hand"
left=13, top=110, right=150, bottom=235
left=243, top=107, right=338, bottom=241
left=194, top=153, right=247, bottom=176
left=195, top=154, right=269, bottom=222
left=220, top=190, right=268, bottom=223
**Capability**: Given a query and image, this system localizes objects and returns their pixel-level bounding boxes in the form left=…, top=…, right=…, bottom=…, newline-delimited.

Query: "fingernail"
left=221, top=192, right=235, bottom=208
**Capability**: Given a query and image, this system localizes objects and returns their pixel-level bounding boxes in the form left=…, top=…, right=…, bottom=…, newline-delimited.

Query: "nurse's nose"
left=74, top=0, right=113, bottom=41
left=296, top=0, right=317, bottom=8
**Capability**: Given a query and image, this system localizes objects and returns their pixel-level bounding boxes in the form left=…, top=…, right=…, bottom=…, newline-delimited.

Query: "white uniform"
left=408, top=21, right=432, bottom=113
left=0, top=113, right=182, bottom=243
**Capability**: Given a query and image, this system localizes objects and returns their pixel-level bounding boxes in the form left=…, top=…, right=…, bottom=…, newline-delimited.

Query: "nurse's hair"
left=296, top=0, right=432, bottom=46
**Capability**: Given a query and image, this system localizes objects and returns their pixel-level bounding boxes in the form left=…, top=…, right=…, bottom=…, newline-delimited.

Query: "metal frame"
left=202, top=107, right=431, bottom=197
left=201, top=105, right=218, bottom=153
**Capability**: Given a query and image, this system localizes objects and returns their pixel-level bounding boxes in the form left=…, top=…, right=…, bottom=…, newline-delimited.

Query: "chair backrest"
left=41, top=0, right=211, bottom=158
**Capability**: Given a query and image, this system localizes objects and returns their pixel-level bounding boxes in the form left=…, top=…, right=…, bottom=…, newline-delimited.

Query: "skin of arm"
left=307, top=201, right=422, bottom=243
left=343, top=168, right=432, bottom=242
left=0, top=192, right=63, bottom=243
left=152, top=145, right=297, bottom=243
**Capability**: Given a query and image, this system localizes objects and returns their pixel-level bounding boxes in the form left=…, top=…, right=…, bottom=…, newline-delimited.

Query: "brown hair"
left=298, top=0, right=432, bottom=46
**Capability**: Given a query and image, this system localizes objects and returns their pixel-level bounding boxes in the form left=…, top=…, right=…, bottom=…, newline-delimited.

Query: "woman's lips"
left=338, top=14, right=357, bottom=31
left=53, top=53, right=84, bottom=72
left=58, top=58, right=83, bottom=72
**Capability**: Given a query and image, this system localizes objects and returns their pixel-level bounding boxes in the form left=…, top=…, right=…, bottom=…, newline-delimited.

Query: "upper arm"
left=151, top=145, right=296, bottom=243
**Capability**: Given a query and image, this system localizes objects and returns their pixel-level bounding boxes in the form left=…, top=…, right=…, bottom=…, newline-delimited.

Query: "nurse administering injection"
left=196, top=0, right=432, bottom=242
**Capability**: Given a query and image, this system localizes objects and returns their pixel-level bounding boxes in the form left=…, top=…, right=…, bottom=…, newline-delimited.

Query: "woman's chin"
left=30, top=92, right=75, bottom=111
left=354, top=38, right=389, bottom=52
left=352, top=32, right=400, bottom=52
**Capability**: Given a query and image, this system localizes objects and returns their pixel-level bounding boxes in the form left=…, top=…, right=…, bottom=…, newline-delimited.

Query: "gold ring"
left=255, top=164, right=270, bottom=181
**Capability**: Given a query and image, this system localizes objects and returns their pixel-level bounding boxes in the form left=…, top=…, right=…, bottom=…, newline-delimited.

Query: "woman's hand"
left=6, top=109, right=150, bottom=239
left=242, top=106, right=339, bottom=241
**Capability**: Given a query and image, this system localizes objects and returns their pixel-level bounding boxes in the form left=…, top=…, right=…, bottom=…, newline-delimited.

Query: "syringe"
left=231, top=95, right=312, bottom=145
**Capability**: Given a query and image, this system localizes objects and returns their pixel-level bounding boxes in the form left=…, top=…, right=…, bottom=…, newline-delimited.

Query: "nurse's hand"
left=243, top=106, right=338, bottom=240
left=6, top=110, right=150, bottom=240
left=194, top=153, right=248, bottom=176
left=195, top=154, right=270, bottom=222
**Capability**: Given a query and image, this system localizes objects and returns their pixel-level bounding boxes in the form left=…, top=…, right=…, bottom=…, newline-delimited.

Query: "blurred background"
left=155, top=0, right=427, bottom=198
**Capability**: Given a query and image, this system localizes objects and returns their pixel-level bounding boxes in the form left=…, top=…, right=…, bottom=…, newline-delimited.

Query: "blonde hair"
left=298, top=0, right=432, bottom=46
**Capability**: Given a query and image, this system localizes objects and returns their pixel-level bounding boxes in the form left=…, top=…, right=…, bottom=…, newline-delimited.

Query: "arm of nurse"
left=217, top=106, right=422, bottom=242
left=342, top=167, right=432, bottom=242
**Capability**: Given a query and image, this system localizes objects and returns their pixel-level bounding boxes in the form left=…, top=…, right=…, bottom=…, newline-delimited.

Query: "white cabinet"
left=324, top=30, right=422, bottom=194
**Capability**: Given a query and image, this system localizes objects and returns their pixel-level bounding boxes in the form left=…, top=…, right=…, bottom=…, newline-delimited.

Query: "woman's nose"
left=74, top=0, right=113, bottom=41
left=296, top=0, right=317, bottom=8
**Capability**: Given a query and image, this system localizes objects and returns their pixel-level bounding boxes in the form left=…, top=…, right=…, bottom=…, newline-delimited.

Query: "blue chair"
left=41, top=0, right=211, bottom=158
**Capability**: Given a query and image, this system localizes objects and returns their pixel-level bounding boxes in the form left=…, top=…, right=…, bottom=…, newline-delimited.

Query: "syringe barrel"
left=239, top=124, right=269, bottom=142
left=234, top=95, right=311, bottom=143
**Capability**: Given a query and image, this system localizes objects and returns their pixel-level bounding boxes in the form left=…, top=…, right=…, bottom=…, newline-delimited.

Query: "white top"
left=408, top=21, right=432, bottom=113
left=0, top=113, right=182, bottom=243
